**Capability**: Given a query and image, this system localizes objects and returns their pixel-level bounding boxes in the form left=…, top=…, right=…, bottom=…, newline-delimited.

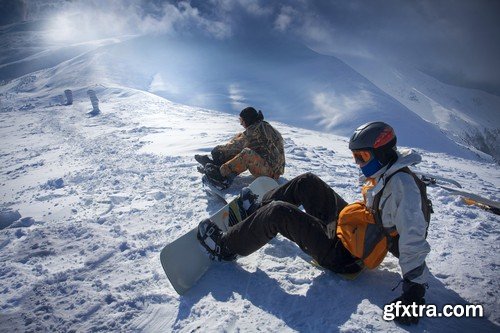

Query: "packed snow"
left=1, top=16, right=499, bottom=333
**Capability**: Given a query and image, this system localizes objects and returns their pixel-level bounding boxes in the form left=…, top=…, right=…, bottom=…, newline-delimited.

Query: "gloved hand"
left=389, top=279, right=426, bottom=325
left=326, top=221, right=337, bottom=239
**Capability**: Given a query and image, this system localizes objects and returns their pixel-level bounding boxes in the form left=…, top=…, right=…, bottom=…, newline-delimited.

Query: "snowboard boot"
left=197, top=165, right=205, bottom=174
left=197, top=219, right=236, bottom=261
left=239, top=187, right=261, bottom=216
left=195, top=154, right=215, bottom=167
left=204, top=163, right=233, bottom=190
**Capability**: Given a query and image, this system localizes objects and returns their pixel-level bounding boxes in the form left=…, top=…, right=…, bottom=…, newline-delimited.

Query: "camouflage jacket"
left=215, top=120, right=285, bottom=175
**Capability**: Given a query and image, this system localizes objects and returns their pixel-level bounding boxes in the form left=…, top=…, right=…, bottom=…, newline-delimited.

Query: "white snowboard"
left=160, top=176, right=279, bottom=295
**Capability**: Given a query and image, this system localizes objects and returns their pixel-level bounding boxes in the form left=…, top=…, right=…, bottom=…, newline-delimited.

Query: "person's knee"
left=239, top=147, right=254, bottom=157
left=256, top=201, right=295, bottom=233
left=298, top=172, right=323, bottom=186
left=303, top=171, right=320, bottom=181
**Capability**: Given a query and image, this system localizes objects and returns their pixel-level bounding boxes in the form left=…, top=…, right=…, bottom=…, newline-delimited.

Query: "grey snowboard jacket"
left=364, top=149, right=431, bottom=285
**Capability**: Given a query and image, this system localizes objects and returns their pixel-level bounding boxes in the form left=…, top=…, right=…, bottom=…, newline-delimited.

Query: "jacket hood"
left=384, top=148, right=422, bottom=178
left=368, top=148, right=422, bottom=195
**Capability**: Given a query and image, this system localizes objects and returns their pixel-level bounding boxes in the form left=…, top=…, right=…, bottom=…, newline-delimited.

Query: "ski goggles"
left=352, top=150, right=373, bottom=166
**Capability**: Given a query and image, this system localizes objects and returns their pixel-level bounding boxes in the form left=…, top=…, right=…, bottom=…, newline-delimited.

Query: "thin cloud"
left=32, top=0, right=231, bottom=43
left=228, top=84, right=246, bottom=111
left=279, top=0, right=500, bottom=94
left=274, top=6, right=295, bottom=32
left=312, top=90, right=377, bottom=131
left=149, top=73, right=180, bottom=95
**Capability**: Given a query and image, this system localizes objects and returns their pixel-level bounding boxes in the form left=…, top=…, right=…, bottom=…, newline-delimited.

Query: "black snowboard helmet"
left=349, top=121, right=397, bottom=166
left=240, top=107, right=264, bottom=127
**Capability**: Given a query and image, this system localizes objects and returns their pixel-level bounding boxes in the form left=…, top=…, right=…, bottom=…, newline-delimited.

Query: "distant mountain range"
left=1, top=20, right=498, bottom=162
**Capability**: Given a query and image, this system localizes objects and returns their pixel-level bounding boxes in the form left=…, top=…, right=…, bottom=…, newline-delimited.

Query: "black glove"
left=389, top=279, right=426, bottom=325
left=326, top=221, right=337, bottom=239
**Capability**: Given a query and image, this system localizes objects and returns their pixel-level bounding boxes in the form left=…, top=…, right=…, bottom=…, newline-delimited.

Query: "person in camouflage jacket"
left=195, top=107, right=285, bottom=187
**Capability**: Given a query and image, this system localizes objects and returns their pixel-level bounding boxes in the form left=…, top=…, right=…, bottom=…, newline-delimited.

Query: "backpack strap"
left=371, top=170, right=401, bottom=257
left=372, top=167, right=433, bottom=257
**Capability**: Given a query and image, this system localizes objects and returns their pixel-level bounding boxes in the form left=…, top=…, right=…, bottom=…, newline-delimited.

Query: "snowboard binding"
left=198, top=163, right=233, bottom=190
left=238, top=187, right=261, bottom=216
left=197, top=219, right=236, bottom=261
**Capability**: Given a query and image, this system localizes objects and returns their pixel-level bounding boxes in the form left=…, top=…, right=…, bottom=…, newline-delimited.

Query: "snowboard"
left=160, top=176, right=279, bottom=295
left=201, top=175, right=230, bottom=203
left=414, top=171, right=462, bottom=188
left=416, top=172, right=499, bottom=215
left=433, top=183, right=500, bottom=215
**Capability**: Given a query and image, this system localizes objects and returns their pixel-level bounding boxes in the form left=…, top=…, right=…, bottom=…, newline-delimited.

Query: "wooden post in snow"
left=64, top=89, right=73, bottom=105
left=87, top=89, right=100, bottom=116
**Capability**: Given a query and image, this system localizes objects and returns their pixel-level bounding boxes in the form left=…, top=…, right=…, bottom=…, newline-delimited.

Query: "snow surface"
left=1, top=18, right=499, bottom=333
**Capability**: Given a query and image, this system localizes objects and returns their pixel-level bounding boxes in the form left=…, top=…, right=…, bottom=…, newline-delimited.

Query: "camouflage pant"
left=220, top=148, right=278, bottom=179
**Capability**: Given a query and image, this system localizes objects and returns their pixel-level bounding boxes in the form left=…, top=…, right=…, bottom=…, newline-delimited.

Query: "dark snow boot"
left=204, top=163, right=233, bottom=190
left=197, top=219, right=236, bottom=261
left=195, top=154, right=215, bottom=167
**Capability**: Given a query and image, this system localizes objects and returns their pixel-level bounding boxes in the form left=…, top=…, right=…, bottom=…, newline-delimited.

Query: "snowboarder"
left=198, top=121, right=431, bottom=325
left=195, top=107, right=285, bottom=188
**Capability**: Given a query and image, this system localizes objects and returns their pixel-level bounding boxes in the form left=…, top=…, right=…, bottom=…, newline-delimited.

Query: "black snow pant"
left=222, top=172, right=362, bottom=273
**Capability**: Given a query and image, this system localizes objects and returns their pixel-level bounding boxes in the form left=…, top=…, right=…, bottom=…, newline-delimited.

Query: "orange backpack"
left=336, top=202, right=395, bottom=269
left=336, top=168, right=432, bottom=269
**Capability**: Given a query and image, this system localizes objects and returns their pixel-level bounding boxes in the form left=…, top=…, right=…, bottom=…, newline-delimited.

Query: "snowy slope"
left=1, top=19, right=499, bottom=332
left=73, top=33, right=486, bottom=161
left=1, top=82, right=499, bottom=332
left=330, top=55, right=500, bottom=162
left=1, top=20, right=489, bottom=161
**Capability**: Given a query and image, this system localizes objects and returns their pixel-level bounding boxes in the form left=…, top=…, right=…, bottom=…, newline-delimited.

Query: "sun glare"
left=45, top=13, right=76, bottom=43
left=44, top=10, right=126, bottom=45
